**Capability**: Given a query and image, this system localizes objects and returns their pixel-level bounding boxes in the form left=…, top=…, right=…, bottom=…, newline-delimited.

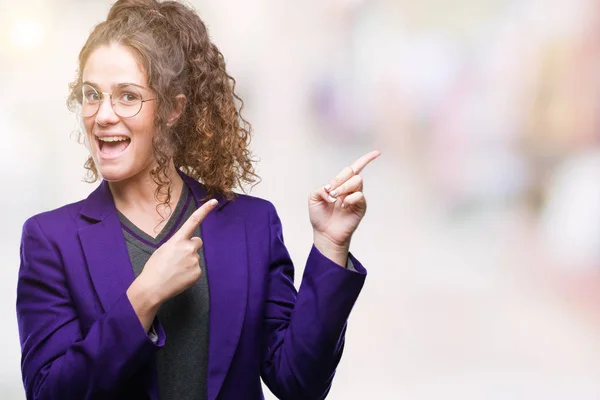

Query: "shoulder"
left=22, top=200, right=85, bottom=240
left=223, top=193, right=284, bottom=230
left=226, top=192, right=277, bottom=216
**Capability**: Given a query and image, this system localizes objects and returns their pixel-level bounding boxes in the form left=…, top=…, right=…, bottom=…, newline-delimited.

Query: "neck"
left=108, top=162, right=184, bottom=214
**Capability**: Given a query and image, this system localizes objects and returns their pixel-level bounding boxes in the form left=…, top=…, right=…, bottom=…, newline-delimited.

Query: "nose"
left=95, top=95, right=119, bottom=126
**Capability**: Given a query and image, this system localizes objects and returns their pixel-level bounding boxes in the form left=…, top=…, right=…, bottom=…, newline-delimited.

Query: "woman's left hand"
left=309, top=150, right=380, bottom=264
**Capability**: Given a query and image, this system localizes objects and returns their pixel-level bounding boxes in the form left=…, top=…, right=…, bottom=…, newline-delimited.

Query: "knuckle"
left=192, top=266, right=202, bottom=279
left=185, top=243, right=196, bottom=254
left=190, top=237, right=203, bottom=249
left=187, top=258, right=198, bottom=271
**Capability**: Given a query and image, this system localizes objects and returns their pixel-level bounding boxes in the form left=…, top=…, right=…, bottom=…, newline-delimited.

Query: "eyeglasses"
left=80, top=83, right=156, bottom=118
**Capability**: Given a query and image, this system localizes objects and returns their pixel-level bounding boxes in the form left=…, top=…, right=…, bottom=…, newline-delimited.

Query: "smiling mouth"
left=97, top=136, right=131, bottom=157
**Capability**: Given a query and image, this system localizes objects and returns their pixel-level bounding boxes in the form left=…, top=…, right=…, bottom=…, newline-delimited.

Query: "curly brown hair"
left=67, top=0, right=259, bottom=205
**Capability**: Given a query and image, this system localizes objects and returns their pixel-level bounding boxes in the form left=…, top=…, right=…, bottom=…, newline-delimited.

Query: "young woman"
left=16, top=1, right=380, bottom=399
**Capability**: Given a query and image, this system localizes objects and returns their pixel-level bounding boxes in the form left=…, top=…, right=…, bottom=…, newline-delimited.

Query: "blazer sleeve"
left=16, top=217, right=165, bottom=400
left=260, top=203, right=367, bottom=400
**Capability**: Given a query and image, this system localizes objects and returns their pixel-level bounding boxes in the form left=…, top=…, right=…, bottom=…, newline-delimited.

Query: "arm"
left=16, top=217, right=164, bottom=400
left=260, top=204, right=366, bottom=400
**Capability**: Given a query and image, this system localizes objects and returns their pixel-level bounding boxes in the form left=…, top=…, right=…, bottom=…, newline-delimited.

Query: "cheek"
left=128, top=119, right=157, bottom=152
left=129, top=110, right=158, bottom=147
left=82, top=118, right=93, bottom=133
left=82, top=119, right=95, bottom=147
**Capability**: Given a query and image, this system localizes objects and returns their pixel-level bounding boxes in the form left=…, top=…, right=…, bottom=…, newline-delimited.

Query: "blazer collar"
left=79, top=169, right=227, bottom=223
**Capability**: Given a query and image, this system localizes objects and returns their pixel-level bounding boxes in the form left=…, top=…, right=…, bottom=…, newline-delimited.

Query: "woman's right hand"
left=127, top=199, right=218, bottom=331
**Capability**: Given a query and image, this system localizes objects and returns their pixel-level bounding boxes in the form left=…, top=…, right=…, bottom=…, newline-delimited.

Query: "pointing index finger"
left=350, top=150, right=381, bottom=175
left=173, top=199, right=218, bottom=241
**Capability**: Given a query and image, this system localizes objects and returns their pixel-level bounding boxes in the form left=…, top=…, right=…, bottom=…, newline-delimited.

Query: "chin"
left=97, top=168, right=130, bottom=183
left=94, top=160, right=132, bottom=182
left=95, top=158, right=151, bottom=183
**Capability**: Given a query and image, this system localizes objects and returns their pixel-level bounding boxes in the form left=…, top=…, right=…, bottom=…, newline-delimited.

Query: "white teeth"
left=98, top=136, right=130, bottom=142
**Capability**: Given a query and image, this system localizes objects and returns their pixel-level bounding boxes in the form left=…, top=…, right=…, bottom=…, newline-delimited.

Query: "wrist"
left=313, top=233, right=350, bottom=267
left=127, top=276, right=162, bottom=314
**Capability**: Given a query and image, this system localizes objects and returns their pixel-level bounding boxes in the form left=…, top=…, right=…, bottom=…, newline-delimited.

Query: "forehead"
left=82, top=43, right=147, bottom=89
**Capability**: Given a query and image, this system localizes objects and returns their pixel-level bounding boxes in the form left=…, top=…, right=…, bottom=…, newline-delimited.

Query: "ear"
left=167, top=94, right=187, bottom=127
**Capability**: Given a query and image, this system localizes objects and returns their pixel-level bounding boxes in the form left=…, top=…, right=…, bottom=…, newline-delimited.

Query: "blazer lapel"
left=180, top=172, right=249, bottom=400
left=78, top=180, right=159, bottom=400
left=78, top=180, right=136, bottom=313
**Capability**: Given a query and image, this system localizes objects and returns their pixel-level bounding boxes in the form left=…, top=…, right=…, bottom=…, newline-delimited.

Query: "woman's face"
left=81, top=43, right=157, bottom=183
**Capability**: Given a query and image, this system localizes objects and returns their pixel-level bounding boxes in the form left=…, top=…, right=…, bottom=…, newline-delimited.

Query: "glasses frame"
left=80, top=83, right=157, bottom=119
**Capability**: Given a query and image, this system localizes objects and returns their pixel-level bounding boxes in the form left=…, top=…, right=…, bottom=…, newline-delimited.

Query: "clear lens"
left=81, top=84, right=101, bottom=118
left=112, top=85, right=143, bottom=118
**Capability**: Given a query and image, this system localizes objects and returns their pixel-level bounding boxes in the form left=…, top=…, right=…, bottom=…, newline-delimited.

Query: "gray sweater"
left=118, top=184, right=209, bottom=400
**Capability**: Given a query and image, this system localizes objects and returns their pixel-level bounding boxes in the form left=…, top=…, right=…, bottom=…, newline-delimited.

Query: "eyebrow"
left=82, top=81, right=147, bottom=90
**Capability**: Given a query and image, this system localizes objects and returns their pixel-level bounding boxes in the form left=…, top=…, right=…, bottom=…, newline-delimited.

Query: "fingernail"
left=330, top=189, right=337, bottom=197
left=328, top=195, right=337, bottom=203
left=341, top=203, right=346, bottom=209
left=324, top=184, right=332, bottom=191
left=209, top=199, right=218, bottom=205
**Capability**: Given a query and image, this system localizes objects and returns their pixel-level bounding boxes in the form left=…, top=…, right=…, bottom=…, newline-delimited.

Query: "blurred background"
left=2, top=0, right=600, bottom=398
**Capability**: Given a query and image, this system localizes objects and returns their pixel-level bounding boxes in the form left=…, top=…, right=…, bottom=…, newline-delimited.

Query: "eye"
left=120, top=92, right=141, bottom=103
left=84, top=90, right=100, bottom=102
